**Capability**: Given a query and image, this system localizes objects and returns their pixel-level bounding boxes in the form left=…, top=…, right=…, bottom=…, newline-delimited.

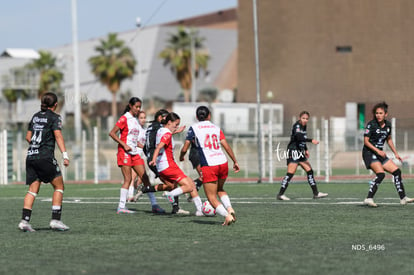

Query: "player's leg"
left=49, top=175, right=70, bottom=230
left=133, top=164, right=165, bottom=214
left=300, top=161, right=328, bottom=199
left=19, top=180, right=40, bottom=232
left=117, top=165, right=134, bottom=213
left=364, top=162, right=385, bottom=207
left=277, top=162, right=298, bottom=200
left=383, top=160, right=414, bottom=204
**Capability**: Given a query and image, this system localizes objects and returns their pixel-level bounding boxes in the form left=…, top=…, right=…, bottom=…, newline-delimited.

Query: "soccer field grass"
left=1, top=180, right=414, bottom=275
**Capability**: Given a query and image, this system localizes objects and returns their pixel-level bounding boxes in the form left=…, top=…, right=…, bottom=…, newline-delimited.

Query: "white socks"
left=118, top=188, right=128, bottom=209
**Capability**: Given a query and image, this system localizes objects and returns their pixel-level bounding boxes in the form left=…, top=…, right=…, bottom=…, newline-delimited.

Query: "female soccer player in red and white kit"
left=109, top=97, right=162, bottom=214
left=148, top=112, right=204, bottom=215
left=180, top=106, right=239, bottom=226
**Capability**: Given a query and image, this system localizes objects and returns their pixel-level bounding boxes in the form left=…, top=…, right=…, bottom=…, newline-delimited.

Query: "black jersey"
left=26, top=109, right=62, bottom=160
left=363, top=119, right=391, bottom=151
left=144, top=121, right=162, bottom=159
left=287, top=121, right=312, bottom=151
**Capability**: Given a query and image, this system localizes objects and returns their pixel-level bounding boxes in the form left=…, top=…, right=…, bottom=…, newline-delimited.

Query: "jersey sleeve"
left=160, top=132, right=172, bottom=146
left=185, top=127, right=195, bottom=141
left=52, top=115, right=63, bottom=131
left=364, top=122, right=372, bottom=137
left=219, top=129, right=225, bottom=141
left=116, top=116, right=127, bottom=130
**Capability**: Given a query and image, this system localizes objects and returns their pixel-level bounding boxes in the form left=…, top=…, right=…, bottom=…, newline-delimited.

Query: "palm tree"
left=25, top=50, right=64, bottom=98
left=159, top=27, right=210, bottom=102
left=88, top=33, right=136, bottom=119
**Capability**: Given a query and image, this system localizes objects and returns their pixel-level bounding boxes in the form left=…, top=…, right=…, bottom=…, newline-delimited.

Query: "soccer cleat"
left=117, top=207, right=135, bottom=214
left=152, top=204, right=166, bottom=214
left=313, top=192, right=328, bottom=199
left=49, top=219, right=70, bottom=231
left=18, top=220, right=35, bottom=232
left=162, top=191, right=175, bottom=204
left=222, top=214, right=235, bottom=226
left=172, top=207, right=190, bottom=215
left=227, top=207, right=236, bottom=222
left=277, top=194, right=291, bottom=201
left=195, top=210, right=204, bottom=217
left=364, top=198, right=378, bottom=207
left=400, top=196, right=414, bottom=205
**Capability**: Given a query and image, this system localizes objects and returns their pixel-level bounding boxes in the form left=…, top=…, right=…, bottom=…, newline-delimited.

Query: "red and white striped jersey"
left=155, top=127, right=176, bottom=172
left=116, top=112, right=140, bottom=155
left=186, top=121, right=227, bottom=166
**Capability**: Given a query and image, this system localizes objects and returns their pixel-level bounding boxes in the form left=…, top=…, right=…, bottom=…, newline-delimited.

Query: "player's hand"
left=312, top=139, right=319, bottom=145
left=395, top=153, right=403, bottom=163
left=377, top=150, right=386, bottom=158
left=63, top=159, right=69, bottom=167
left=233, top=162, right=240, bottom=173
left=174, top=126, right=186, bottom=134
left=149, top=159, right=156, bottom=166
left=123, top=144, right=132, bottom=152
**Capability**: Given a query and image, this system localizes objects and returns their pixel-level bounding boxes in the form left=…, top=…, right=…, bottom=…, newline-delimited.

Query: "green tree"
left=159, top=27, right=210, bottom=102
left=88, top=33, right=136, bottom=119
left=25, top=50, right=64, bottom=98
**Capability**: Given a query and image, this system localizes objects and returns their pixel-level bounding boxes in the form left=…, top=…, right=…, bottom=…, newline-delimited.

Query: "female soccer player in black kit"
left=363, top=102, right=414, bottom=207
left=276, top=111, right=328, bottom=200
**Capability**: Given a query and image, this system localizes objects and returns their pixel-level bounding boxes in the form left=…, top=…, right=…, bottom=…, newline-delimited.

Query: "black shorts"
left=26, top=158, right=62, bottom=185
left=362, top=149, right=389, bottom=169
left=286, top=148, right=307, bottom=165
left=189, top=148, right=200, bottom=169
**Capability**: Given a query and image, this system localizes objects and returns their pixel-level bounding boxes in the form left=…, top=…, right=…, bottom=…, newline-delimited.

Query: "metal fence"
left=1, top=117, right=414, bottom=185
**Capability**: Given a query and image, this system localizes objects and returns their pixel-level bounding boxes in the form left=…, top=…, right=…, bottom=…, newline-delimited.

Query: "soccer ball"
left=202, top=201, right=216, bottom=216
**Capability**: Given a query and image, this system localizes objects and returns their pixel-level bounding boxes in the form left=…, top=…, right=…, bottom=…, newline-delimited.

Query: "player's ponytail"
left=123, top=97, right=142, bottom=114
left=196, top=106, right=210, bottom=121
left=162, top=112, right=180, bottom=125
left=40, top=92, right=58, bottom=111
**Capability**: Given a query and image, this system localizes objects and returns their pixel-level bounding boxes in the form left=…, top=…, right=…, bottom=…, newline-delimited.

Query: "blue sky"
left=0, top=0, right=237, bottom=51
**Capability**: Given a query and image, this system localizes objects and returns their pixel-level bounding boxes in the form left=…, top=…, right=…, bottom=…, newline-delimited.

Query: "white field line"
left=1, top=196, right=407, bottom=205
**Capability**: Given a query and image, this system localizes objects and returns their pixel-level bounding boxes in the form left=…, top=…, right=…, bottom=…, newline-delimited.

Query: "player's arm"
left=54, top=129, right=70, bottom=167
left=109, top=125, right=131, bottom=152
left=25, top=130, right=32, bottom=144
left=220, top=139, right=240, bottom=173
left=386, top=136, right=402, bottom=162
left=179, top=140, right=191, bottom=161
left=149, top=142, right=165, bottom=166
left=364, top=136, right=386, bottom=158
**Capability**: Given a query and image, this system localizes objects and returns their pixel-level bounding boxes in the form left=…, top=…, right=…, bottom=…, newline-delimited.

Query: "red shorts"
left=117, top=151, right=144, bottom=167
left=201, top=163, right=228, bottom=183
left=159, top=165, right=187, bottom=184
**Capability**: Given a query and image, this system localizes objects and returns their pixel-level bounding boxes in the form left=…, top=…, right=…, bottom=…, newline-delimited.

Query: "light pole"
left=253, top=0, right=264, bottom=183
left=136, top=17, right=142, bottom=97
left=186, top=28, right=197, bottom=104
left=267, top=91, right=274, bottom=183
left=71, top=0, right=81, bottom=181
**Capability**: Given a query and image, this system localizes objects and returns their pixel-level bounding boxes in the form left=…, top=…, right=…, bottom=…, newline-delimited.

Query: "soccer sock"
left=392, top=169, right=406, bottom=199
left=147, top=192, right=157, bottom=206
left=118, top=188, right=129, bottom=209
left=367, top=172, right=385, bottom=198
left=194, top=178, right=203, bottom=191
left=22, top=208, right=32, bottom=222
left=215, top=204, right=229, bottom=218
left=169, top=187, right=184, bottom=197
left=192, top=196, right=202, bottom=212
left=220, top=195, right=232, bottom=209
left=143, top=185, right=156, bottom=193
left=128, top=185, right=135, bottom=198
left=306, top=170, right=319, bottom=195
left=52, top=205, right=62, bottom=220
left=173, top=196, right=179, bottom=208
left=279, top=173, right=293, bottom=195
